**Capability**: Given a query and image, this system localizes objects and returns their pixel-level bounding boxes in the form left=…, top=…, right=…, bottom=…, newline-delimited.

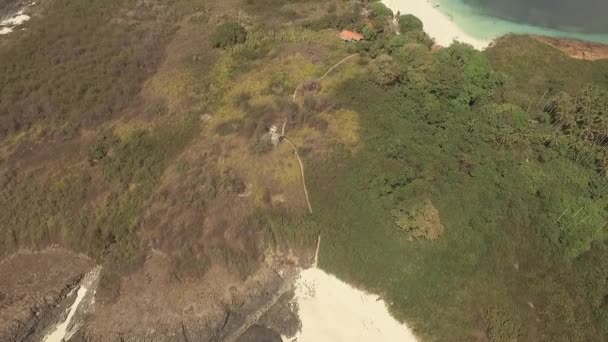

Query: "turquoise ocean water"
left=435, top=0, right=608, bottom=44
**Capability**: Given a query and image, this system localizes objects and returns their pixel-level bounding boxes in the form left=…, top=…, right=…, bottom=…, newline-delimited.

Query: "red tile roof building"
left=340, top=30, right=364, bottom=42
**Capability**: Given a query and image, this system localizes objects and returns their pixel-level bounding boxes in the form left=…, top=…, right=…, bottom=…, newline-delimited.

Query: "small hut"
left=339, top=30, right=364, bottom=42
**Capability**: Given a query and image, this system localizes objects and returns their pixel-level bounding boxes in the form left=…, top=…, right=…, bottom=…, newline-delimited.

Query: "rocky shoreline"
left=532, top=35, right=608, bottom=60
left=0, top=248, right=301, bottom=342
left=0, top=249, right=93, bottom=342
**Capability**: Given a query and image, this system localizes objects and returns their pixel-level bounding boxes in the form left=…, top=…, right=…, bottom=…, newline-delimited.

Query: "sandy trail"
left=292, top=54, right=357, bottom=102
left=282, top=137, right=312, bottom=214
left=284, top=54, right=359, bottom=214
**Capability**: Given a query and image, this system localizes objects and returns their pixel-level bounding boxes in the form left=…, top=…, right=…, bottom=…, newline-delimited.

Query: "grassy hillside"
left=263, top=10, right=608, bottom=341
left=1, top=0, right=608, bottom=340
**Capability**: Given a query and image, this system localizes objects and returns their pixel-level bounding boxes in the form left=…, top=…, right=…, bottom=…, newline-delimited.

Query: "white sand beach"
left=284, top=268, right=417, bottom=342
left=382, top=0, right=491, bottom=50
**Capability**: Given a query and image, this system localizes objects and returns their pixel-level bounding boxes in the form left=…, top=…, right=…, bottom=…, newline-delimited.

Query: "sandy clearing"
left=382, top=0, right=491, bottom=50
left=283, top=268, right=418, bottom=342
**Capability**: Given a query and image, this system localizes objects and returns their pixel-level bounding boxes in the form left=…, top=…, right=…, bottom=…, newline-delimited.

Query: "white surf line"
left=0, top=10, right=31, bottom=35
left=1, top=10, right=30, bottom=26
left=382, top=0, right=491, bottom=50
left=43, top=267, right=101, bottom=342
left=0, top=1, right=36, bottom=35
left=43, top=285, right=89, bottom=342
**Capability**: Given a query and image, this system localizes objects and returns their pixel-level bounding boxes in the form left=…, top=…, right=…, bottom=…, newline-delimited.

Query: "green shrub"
left=101, top=130, right=162, bottom=185
left=369, top=54, right=401, bottom=86
left=0, top=170, right=92, bottom=255
left=370, top=2, right=393, bottom=19
left=387, top=35, right=409, bottom=53
left=433, top=42, right=499, bottom=106
left=327, top=2, right=337, bottom=14
left=215, top=119, right=244, bottom=136
left=483, top=304, right=523, bottom=342
left=211, top=22, right=247, bottom=48
left=362, top=26, right=379, bottom=41
left=88, top=131, right=118, bottom=163
left=398, top=14, right=423, bottom=33
left=352, top=40, right=373, bottom=54
left=403, top=29, right=434, bottom=48
left=550, top=86, right=608, bottom=151
left=304, top=12, right=363, bottom=31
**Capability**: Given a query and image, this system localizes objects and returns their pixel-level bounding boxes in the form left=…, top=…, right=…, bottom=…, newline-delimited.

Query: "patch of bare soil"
left=0, top=248, right=93, bottom=342
left=237, top=324, right=282, bottom=342
left=532, top=35, right=608, bottom=61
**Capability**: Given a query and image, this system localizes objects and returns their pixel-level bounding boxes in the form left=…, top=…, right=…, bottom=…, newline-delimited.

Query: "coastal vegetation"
left=211, top=21, right=247, bottom=48
left=1, top=0, right=608, bottom=340
left=398, top=14, right=423, bottom=33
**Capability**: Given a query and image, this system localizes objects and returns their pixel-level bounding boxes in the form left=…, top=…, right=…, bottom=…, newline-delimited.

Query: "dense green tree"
left=392, top=44, right=436, bottom=88
left=548, top=86, right=608, bottom=174
left=387, top=35, right=409, bottom=53
left=551, top=86, right=608, bottom=144
left=362, top=26, right=379, bottom=41
left=370, top=2, right=393, bottom=19
left=398, top=14, right=423, bottom=33
left=369, top=54, right=401, bottom=86
left=433, top=42, right=498, bottom=106
left=403, top=29, right=434, bottom=48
